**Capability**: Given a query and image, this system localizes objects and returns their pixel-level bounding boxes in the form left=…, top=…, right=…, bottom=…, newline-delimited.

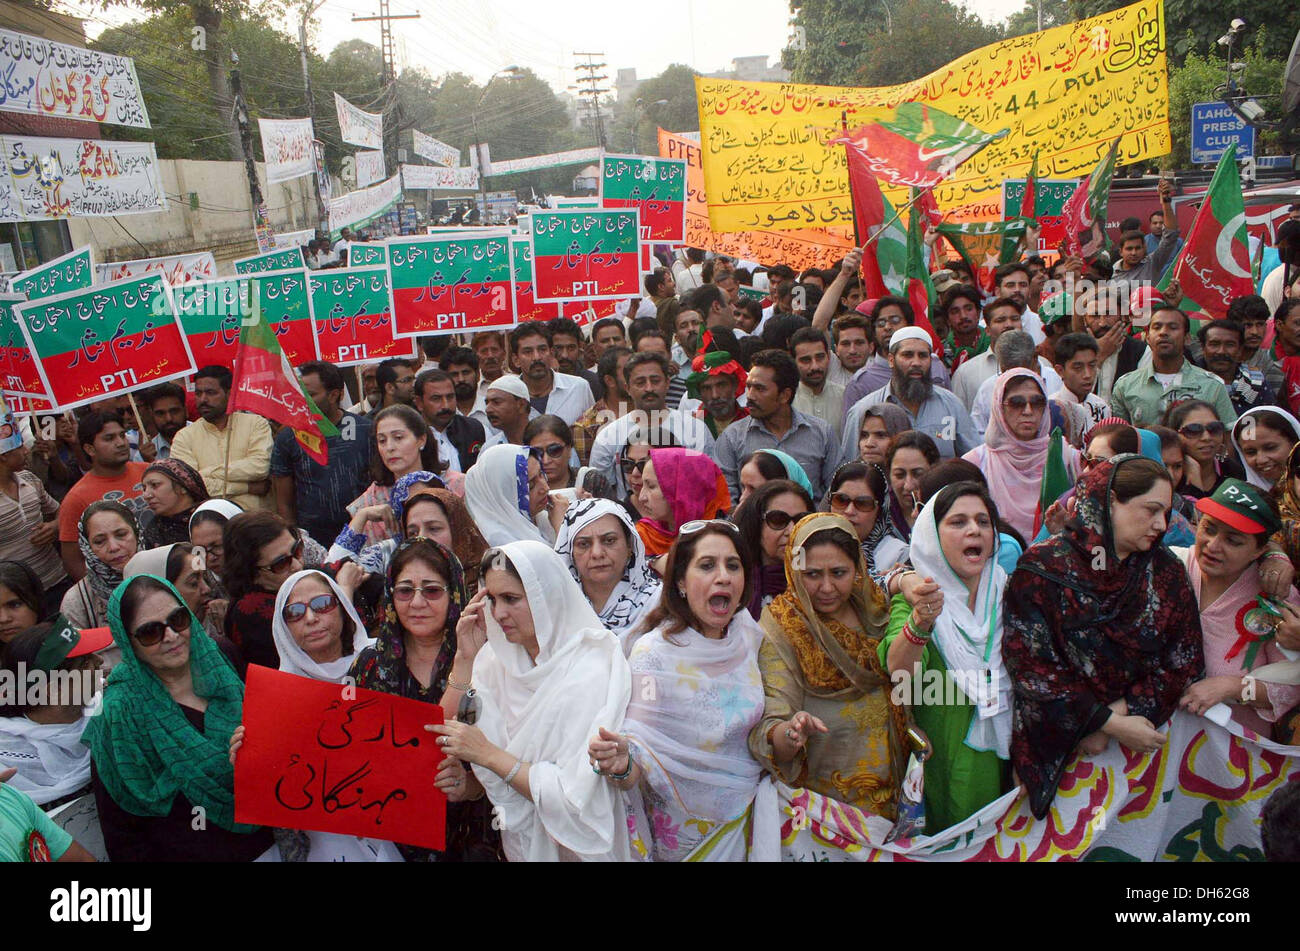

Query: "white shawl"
left=907, top=492, right=1011, bottom=759
left=464, top=444, right=546, bottom=547
left=271, top=570, right=375, bottom=683
left=471, top=540, right=632, bottom=862
left=0, top=715, right=92, bottom=805
left=1231, top=406, right=1300, bottom=489
left=622, top=613, right=770, bottom=860
left=553, top=499, right=662, bottom=649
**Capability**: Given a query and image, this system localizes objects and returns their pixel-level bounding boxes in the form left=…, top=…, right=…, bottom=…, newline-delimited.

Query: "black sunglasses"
left=762, top=510, right=801, bottom=531
left=1179, top=421, right=1226, bottom=438
left=619, top=456, right=648, bottom=475
left=133, top=606, right=192, bottom=647
left=281, top=593, right=339, bottom=623
left=1002, top=394, right=1047, bottom=411
left=259, top=538, right=305, bottom=574
left=530, top=443, right=568, bottom=460
left=829, top=491, right=879, bottom=513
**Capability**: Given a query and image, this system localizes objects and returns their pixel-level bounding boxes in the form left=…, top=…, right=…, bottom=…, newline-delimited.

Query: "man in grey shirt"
left=840, top=327, right=980, bottom=465
left=714, top=348, right=837, bottom=503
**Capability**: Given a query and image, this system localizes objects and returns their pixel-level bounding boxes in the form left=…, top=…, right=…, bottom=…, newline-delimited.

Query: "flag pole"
left=860, top=188, right=930, bottom=252
left=841, top=111, right=865, bottom=303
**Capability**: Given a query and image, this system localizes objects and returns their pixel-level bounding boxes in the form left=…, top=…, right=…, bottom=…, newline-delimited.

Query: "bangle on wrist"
left=608, top=745, right=634, bottom=782
left=446, top=672, right=471, bottom=692
left=503, top=758, right=522, bottom=784
left=902, top=622, right=931, bottom=646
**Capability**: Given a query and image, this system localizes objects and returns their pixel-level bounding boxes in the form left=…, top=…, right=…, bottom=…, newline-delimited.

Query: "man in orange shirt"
left=57, top=412, right=147, bottom=581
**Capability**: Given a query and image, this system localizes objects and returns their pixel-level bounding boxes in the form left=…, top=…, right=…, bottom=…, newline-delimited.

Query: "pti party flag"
left=229, top=293, right=337, bottom=465
left=1034, top=427, right=1071, bottom=536
left=833, top=102, right=1007, bottom=190
left=843, top=148, right=905, bottom=299
left=1020, top=151, right=1040, bottom=219
left=599, top=154, right=687, bottom=244
left=386, top=233, right=515, bottom=337
left=13, top=274, right=196, bottom=411
left=1166, top=144, right=1254, bottom=320
left=1061, top=138, right=1120, bottom=258
left=903, top=193, right=942, bottom=356
left=935, top=219, right=1028, bottom=294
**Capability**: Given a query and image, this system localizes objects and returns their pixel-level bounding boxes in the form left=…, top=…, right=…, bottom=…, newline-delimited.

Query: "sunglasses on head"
left=281, top=593, right=339, bottom=623
left=392, top=581, right=449, bottom=603
left=1002, top=394, right=1047, bottom=411
left=133, top=605, right=192, bottom=647
left=679, top=519, right=740, bottom=536
left=829, top=491, right=879, bottom=513
left=761, top=510, right=801, bottom=531
left=1179, top=421, right=1225, bottom=438
left=530, top=443, right=568, bottom=461
left=619, top=456, right=648, bottom=475
left=259, top=538, right=304, bottom=575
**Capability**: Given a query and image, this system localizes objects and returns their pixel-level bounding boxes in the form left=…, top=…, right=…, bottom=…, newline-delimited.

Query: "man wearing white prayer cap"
left=838, top=324, right=980, bottom=465
left=481, top=375, right=533, bottom=449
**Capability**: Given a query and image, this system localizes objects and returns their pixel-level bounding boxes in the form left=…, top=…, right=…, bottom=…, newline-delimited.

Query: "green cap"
left=31, top=615, right=112, bottom=672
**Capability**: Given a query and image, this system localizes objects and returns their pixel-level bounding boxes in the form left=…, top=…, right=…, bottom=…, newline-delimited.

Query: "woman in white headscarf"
left=881, top=481, right=1012, bottom=832
left=553, top=498, right=661, bottom=651
left=230, top=569, right=396, bottom=861
left=463, top=444, right=555, bottom=546
left=1231, top=406, right=1300, bottom=491
left=429, top=540, right=632, bottom=862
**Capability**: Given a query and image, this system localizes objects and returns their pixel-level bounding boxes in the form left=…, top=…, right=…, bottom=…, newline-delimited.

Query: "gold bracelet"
left=447, top=672, right=471, bottom=691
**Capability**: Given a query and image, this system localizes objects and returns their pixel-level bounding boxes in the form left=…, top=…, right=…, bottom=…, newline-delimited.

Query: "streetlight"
left=632, top=97, right=669, bottom=154
left=472, top=65, right=523, bottom=221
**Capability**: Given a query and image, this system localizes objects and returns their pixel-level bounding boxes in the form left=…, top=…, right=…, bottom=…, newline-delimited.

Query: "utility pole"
left=229, top=54, right=272, bottom=252
left=352, top=0, right=421, bottom=178
left=299, top=0, right=328, bottom=233
left=573, top=52, right=609, bottom=150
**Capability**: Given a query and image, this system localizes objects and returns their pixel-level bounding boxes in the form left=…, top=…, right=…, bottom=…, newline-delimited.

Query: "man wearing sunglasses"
left=1111, top=305, right=1237, bottom=428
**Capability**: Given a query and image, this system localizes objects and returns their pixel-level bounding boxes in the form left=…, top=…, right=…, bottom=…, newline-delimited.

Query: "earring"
left=677, top=586, right=685, bottom=597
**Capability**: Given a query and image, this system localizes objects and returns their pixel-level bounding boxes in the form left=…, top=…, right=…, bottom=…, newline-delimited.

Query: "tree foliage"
left=1069, top=0, right=1300, bottom=65
left=855, top=0, right=1003, bottom=87
left=609, top=64, right=700, bottom=155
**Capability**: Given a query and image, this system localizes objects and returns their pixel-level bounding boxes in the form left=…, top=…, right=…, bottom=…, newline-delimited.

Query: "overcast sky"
left=71, top=0, right=1031, bottom=93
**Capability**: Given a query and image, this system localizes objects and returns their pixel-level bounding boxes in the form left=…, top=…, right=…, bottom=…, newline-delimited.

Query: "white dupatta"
left=271, top=570, right=374, bottom=683
left=908, top=491, right=1011, bottom=758
left=0, top=715, right=92, bottom=805
left=464, top=444, right=547, bottom=547
left=471, top=540, right=632, bottom=862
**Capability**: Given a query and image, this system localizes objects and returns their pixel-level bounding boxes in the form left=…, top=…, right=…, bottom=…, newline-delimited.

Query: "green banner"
left=14, top=274, right=195, bottom=409
left=349, top=244, right=387, bottom=266
left=10, top=247, right=93, bottom=301
left=234, top=247, right=306, bottom=275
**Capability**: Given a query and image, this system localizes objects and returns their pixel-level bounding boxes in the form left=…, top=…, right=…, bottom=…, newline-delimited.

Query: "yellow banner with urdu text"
left=696, top=0, right=1170, bottom=232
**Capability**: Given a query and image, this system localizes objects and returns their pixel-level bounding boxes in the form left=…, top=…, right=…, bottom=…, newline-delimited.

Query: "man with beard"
left=1111, top=306, right=1236, bottom=427
left=841, top=296, right=950, bottom=411
left=586, top=351, right=715, bottom=493
left=356, top=363, right=382, bottom=414
left=790, top=326, right=845, bottom=442
left=141, top=383, right=188, bottom=460
left=548, top=316, right=603, bottom=401
left=689, top=350, right=748, bottom=438
left=715, top=348, right=835, bottom=502
left=840, top=328, right=978, bottom=465
left=1082, top=292, right=1146, bottom=405
left=572, top=346, right=633, bottom=467
left=1198, top=320, right=1274, bottom=416
left=415, top=367, right=484, bottom=472
left=481, top=375, right=534, bottom=450
left=272, top=361, right=375, bottom=545
left=170, top=364, right=273, bottom=511
left=439, top=346, right=490, bottom=431
left=508, top=320, right=594, bottom=426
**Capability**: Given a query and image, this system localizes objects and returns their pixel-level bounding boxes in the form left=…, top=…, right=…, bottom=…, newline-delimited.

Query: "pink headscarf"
left=962, top=368, right=1079, bottom=539
left=636, top=448, right=732, bottom=557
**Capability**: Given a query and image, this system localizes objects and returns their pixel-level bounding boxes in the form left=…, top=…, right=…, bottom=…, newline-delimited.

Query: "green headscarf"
left=82, top=574, right=253, bottom=833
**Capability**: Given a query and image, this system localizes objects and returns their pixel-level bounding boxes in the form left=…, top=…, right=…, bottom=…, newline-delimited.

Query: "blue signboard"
left=1191, top=101, right=1256, bottom=165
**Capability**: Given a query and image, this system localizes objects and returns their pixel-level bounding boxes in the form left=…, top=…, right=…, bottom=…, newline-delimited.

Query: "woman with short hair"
left=588, top=520, right=771, bottom=861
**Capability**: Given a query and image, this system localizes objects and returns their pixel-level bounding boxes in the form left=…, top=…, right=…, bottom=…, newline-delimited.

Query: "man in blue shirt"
left=271, top=360, right=375, bottom=546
